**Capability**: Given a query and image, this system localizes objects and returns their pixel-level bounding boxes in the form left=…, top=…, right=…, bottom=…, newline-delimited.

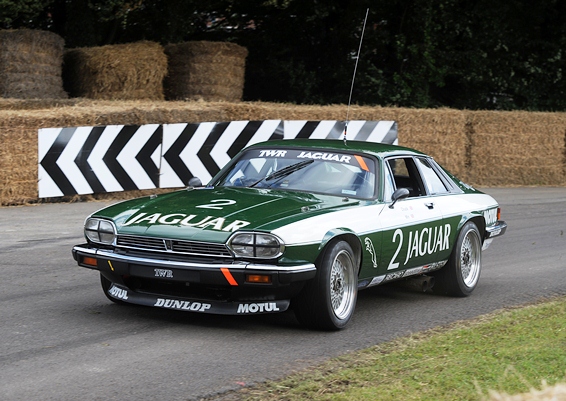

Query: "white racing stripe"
left=274, top=192, right=500, bottom=246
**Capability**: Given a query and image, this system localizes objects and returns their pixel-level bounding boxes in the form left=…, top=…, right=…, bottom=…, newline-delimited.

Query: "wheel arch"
left=318, top=229, right=362, bottom=274
left=464, top=215, right=486, bottom=242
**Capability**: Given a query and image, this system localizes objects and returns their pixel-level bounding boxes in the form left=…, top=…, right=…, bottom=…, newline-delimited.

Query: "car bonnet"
left=91, top=186, right=365, bottom=243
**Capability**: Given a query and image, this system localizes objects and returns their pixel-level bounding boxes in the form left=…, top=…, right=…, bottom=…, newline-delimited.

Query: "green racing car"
left=73, top=139, right=507, bottom=330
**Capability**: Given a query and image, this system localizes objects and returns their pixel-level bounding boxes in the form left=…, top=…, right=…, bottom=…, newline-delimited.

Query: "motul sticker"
left=237, top=302, right=281, bottom=314
left=108, top=284, right=128, bottom=300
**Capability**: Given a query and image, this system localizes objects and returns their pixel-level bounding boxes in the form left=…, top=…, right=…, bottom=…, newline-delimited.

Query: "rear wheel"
left=433, top=221, right=482, bottom=296
left=294, top=240, right=358, bottom=330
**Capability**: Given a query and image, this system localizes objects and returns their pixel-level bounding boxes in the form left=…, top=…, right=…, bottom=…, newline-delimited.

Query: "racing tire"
left=100, top=273, right=129, bottom=305
left=294, top=240, right=358, bottom=330
left=433, top=221, right=482, bottom=297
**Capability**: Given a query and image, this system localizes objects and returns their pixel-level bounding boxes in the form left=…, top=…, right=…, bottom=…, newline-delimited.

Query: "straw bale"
left=467, top=110, right=566, bottom=186
left=0, top=126, right=39, bottom=204
left=0, top=29, right=67, bottom=99
left=0, top=100, right=229, bottom=129
left=394, top=108, right=467, bottom=178
left=164, top=41, right=248, bottom=102
left=3, top=75, right=64, bottom=97
left=63, top=41, right=167, bottom=100
left=0, top=98, right=80, bottom=110
left=4, top=63, right=62, bottom=75
left=221, top=102, right=399, bottom=122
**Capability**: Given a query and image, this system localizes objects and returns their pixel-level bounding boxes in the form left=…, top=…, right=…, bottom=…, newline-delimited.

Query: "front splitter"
left=106, top=282, right=290, bottom=315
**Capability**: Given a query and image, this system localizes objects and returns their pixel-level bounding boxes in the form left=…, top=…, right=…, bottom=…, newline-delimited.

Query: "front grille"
left=171, top=240, right=228, bottom=255
left=117, top=235, right=164, bottom=251
left=116, top=235, right=232, bottom=257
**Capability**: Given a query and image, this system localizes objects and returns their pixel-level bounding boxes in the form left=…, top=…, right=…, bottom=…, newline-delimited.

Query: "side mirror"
left=188, top=177, right=203, bottom=188
left=389, top=187, right=410, bottom=209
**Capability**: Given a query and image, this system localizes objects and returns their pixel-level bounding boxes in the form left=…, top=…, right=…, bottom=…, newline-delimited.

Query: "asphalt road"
left=1, top=188, right=565, bottom=401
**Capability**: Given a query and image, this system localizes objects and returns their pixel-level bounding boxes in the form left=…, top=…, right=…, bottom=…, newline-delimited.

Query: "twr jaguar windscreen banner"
left=38, top=120, right=397, bottom=198
left=245, top=148, right=376, bottom=173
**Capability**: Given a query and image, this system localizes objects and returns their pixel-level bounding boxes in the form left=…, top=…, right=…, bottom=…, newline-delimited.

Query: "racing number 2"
left=387, top=229, right=403, bottom=270
left=196, top=199, right=237, bottom=209
left=386, top=224, right=452, bottom=270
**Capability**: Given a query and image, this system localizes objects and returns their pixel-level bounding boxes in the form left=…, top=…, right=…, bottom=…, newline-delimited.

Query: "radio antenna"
left=344, top=8, right=369, bottom=145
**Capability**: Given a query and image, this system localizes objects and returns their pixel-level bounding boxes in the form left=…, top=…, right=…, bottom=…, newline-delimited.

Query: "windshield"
left=215, top=148, right=377, bottom=199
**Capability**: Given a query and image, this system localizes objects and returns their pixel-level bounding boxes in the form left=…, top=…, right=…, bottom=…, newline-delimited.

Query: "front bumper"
left=73, top=244, right=316, bottom=315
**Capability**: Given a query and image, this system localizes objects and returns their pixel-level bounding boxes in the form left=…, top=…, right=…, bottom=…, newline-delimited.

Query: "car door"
left=412, top=155, right=463, bottom=258
left=376, top=156, right=448, bottom=276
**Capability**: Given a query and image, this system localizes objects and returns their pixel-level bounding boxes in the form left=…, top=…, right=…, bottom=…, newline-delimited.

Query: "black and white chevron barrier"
left=38, top=120, right=397, bottom=198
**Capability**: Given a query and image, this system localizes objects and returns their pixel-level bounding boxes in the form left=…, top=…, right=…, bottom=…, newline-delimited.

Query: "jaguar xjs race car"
left=73, top=139, right=507, bottom=330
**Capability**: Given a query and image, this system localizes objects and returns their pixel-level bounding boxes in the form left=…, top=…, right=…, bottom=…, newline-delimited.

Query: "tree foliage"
left=0, top=0, right=52, bottom=28
left=1, top=0, right=565, bottom=111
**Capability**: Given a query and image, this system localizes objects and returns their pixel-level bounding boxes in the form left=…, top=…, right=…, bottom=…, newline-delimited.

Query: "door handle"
left=424, top=202, right=434, bottom=209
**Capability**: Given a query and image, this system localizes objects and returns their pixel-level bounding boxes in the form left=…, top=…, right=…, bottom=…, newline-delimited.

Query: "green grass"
left=236, top=296, right=566, bottom=401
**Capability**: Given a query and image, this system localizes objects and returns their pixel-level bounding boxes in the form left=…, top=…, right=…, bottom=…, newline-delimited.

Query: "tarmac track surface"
left=0, top=188, right=565, bottom=401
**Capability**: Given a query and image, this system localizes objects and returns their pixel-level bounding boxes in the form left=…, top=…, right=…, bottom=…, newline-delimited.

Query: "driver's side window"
left=385, top=157, right=424, bottom=198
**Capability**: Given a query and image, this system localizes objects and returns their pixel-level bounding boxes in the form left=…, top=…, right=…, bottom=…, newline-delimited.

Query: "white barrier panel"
left=38, top=120, right=397, bottom=198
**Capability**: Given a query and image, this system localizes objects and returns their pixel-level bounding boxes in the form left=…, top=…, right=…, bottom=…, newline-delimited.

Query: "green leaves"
left=0, top=0, right=52, bottom=28
left=2, top=0, right=565, bottom=110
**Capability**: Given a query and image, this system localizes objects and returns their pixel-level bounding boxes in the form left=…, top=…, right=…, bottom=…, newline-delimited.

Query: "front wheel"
left=294, top=240, right=358, bottom=330
left=433, top=221, right=482, bottom=297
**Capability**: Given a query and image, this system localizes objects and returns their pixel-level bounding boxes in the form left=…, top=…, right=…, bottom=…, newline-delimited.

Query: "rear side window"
left=415, top=157, right=449, bottom=195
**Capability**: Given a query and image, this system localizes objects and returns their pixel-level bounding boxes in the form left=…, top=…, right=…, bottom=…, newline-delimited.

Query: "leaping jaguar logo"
left=364, top=237, right=378, bottom=268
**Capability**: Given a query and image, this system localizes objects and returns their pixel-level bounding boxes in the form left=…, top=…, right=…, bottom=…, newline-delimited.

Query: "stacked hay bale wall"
left=389, top=108, right=468, bottom=180
left=63, top=41, right=167, bottom=100
left=0, top=100, right=565, bottom=205
left=164, top=41, right=248, bottom=102
left=0, top=29, right=67, bottom=99
left=0, top=123, right=38, bottom=204
left=467, top=111, right=566, bottom=186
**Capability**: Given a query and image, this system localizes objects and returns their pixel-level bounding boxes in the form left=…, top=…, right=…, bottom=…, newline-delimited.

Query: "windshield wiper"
left=249, top=159, right=314, bottom=188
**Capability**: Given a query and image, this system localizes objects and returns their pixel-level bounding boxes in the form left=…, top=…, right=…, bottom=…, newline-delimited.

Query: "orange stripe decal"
left=354, top=155, right=369, bottom=171
left=221, top=267, right=238, bottom=286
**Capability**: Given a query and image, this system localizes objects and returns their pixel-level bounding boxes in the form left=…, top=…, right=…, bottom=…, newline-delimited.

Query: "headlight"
left=85, top=218, right=116, bottom=245
left=228, top=232, right=284, bottom=259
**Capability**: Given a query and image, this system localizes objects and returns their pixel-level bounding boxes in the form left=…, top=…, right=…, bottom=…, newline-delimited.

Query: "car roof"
left=246, top=139, right=426, bottom=159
